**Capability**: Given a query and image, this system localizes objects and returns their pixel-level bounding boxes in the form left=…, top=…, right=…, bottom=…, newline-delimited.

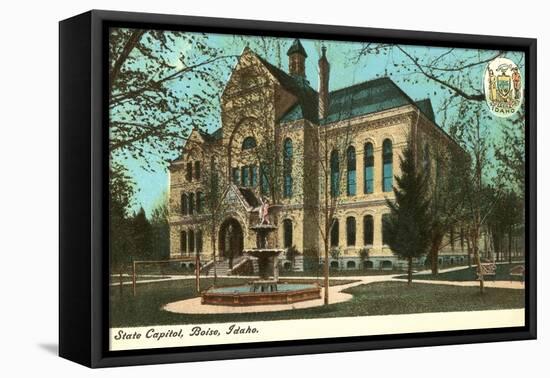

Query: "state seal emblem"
left=484, top=57, right=523, bottom=117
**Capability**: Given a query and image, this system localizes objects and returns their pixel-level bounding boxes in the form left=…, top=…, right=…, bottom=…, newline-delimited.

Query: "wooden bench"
left=509, top=265, right=525, bottom=283
left=477, top=263, right=497, bottom=281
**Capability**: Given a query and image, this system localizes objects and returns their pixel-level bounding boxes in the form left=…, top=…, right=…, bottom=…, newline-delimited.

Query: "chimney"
left=318, top=46, right=330, bottom=120
left=287, top=39, right=307, bottom=78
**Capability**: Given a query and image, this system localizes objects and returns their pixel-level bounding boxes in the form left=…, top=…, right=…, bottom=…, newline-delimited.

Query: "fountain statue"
left=201, top=197, right=321, bottom=306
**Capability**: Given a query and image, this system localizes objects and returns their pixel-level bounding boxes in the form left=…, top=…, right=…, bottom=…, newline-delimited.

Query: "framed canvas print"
left=59, top=10, right=536, bottom=368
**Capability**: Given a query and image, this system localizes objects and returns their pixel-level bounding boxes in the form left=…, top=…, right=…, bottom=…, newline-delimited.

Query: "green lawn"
left=277, top=269, right=406, bottom=277
left=400, top=263, right=525, bottom=282
left=110, top=278, right=524, bottom=328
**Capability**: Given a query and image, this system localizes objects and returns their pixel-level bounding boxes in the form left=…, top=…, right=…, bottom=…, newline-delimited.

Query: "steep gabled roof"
left=255, top=55, right=319, bottom=124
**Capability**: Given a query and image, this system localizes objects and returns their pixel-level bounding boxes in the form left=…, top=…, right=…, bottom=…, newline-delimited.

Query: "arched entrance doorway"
left=219, top=218, right=244, bottom=269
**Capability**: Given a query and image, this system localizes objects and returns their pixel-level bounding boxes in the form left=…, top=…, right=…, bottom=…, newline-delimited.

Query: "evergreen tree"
left=131, top=207, right=153, bottom=261
left=109, top=162, right=137, bottom=291
left=150, top=195, right=170, bottom=261
left=384, top=141, right=431, bottom=285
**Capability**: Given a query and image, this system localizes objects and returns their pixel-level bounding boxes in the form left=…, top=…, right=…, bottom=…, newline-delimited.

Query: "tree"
left=150, top=194, right=170, bottom=261
left=453, top=102, right=500, bottom=294
left=109, top=162, right=137, bottom=292
left=200, top=154, right=232, bottom=285
left=384, top=141, right=431, bottom=285
left=109, top=28, right=235, bottom=169
left=131, top=207, right=153, bottom=261
left=304, top=115, right=355, bottom=304
left=426, top=143, right=469, bottom=274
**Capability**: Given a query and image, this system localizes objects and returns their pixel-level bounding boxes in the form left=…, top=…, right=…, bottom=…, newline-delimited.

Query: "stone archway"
left=219, top=218, right=244, bottom=269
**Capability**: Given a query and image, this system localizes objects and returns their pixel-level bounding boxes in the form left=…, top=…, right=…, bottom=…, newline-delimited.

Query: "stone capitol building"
left=168, top=39, right=467, bottom=273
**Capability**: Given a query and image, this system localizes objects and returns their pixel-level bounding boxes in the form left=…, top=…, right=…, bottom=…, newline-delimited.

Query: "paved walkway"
left=161, top=265, right=524, bottom=315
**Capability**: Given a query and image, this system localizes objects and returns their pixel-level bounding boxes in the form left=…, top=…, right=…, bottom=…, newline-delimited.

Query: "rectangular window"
left=241, top=166, right=249, bottom=187
left=383, top=163, right=393, bottom=192
left=382, top=214, right=390, bottom=245
left=180, top=231, right=187, bottom=255
left=365, top=166, right=374, bottom=194
left=363, top=216, right=373, bottom=245
left=251, top=165, right=258, bottom=187
left=347, top=171, right=356, bottom=196
left=232, top=167, right=240, bottom=186
left=186, top=162, right=193, bottom=182
left=194, top=161, right=201, bottom=181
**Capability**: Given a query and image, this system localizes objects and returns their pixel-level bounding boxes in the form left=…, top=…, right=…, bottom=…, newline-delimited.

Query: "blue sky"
left=115, top=32, right=525, bottom=217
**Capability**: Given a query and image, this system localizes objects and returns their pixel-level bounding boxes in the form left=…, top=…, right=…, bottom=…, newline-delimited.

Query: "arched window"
left=188, top=193, right=195, bottom=215
left=364, top=143, right=374, bottom=194
left=382, top=139, right=393, bottom=192
left=188, top=230, right=195, bottom=254
left=186, top=162, right=193, bottom=182
left=196, top=230, right=203, bottom=253
left=363, top=215, right=374, bottom=245
left=182, top=231, right=188, bottom=254
left=242, top=136, right=257, bottom=150
left=196, top=192, right=203, bottom=214
left=194, top=161, right=201, bottom=180
left=181, top=193, right=188, bottom=215
left=330, top=219, right=339, bottom=247
left=346, top=146, right=356, bottom=196
left=283, top=219, right=293, bottom=248
left=423, top=144, right=431, bottom=175
left=330, top=150, right=340, bottom=197
left=283, top=138, right=293, bottom=198
left=346, top=217, right=356, bottom=246
left=382, top=213, right=391, bottom=245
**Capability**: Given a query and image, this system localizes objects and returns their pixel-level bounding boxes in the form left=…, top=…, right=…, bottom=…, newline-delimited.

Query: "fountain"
left=201, top=199, right=321, bottom=306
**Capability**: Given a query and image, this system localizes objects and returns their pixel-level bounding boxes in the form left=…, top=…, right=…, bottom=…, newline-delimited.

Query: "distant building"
left=168, top=39, right=468, bottom=272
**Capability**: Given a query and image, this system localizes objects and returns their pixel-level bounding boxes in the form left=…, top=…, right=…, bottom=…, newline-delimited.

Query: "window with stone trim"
left=194, top=161, right=201, bottom=180
left=382, top=139, right=393, bottom=192
left=188, top=193, right=195, bottom=215
left=363, top=215, right=374, bottom=245
left=330, top=150, right=340, bottom=197
left=196, top=229, right=203, bottom=253
left=346, top=146, right=356, bottom=196
left=181, top=193, right=188, bottom=215
left=283, top=219, right=293, bottom=248
left=382, top=213, right=391, bottom=245
left=283, top=138, right=293, bottom=198
left=330, top=219, right=339, bottom=247
left=364, top=143, right=374, bottom=194
left=180, top=231, right=187, bottom=255
left=186, top=162, right=193, bottom=182
left=346, top=216, right=356, bottom=246
left=188, top=230, right=195, bottom=254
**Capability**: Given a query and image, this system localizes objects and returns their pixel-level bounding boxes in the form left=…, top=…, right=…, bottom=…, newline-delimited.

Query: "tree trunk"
left=119, top=269, right=123, bottom=295
left=430, top=233, right=443, bottom=275
left=466, top=234, right=472, bottom=267
left=408, top=256, right=413, bottom=285
left=211, top=234, right=217, bottom=284
left=472, top=232, right=484, bottom=294
left=508, top=226, right=513, bottom=264
left=195, top=250, right=200, bottom=293
left=324, top=237, right=329, bottom=305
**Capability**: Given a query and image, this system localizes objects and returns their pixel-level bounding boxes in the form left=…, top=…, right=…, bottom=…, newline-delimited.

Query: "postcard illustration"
left=108, top=28, right=526, bottom=351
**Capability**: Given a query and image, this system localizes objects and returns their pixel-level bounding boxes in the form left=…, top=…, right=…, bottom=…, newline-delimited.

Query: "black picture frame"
left=59, top=9, right=537, bottom=368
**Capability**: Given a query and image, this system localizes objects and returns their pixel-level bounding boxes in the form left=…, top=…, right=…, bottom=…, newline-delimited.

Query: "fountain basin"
left=201, top=282, right=321, bottom=306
